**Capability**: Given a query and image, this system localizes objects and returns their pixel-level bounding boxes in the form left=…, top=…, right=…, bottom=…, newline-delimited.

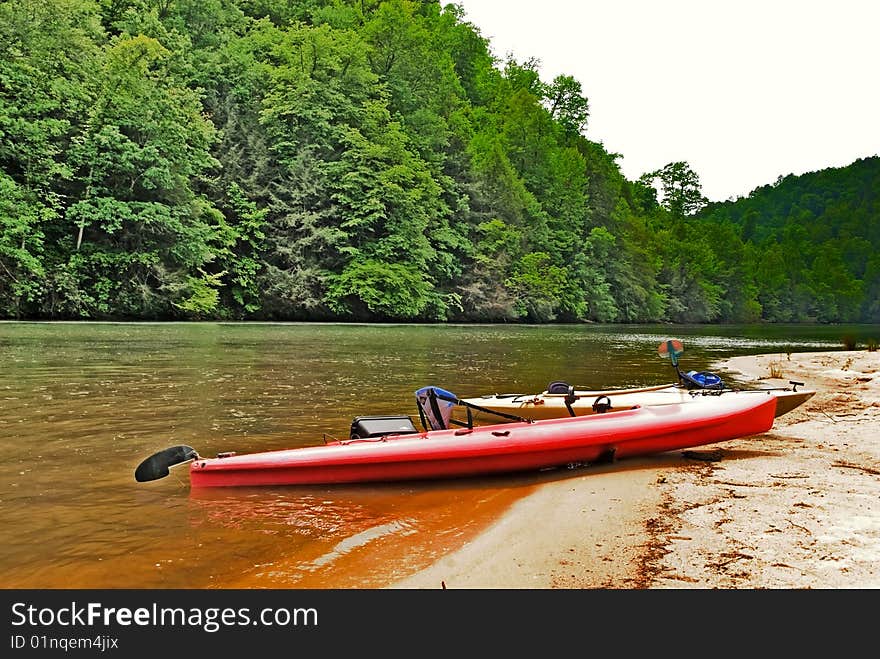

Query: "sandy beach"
left=391, top=349, right=880, bottom=589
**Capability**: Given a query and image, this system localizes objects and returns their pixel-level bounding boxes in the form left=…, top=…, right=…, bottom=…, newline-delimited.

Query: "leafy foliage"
left=1, top=0, right=876, bottom=323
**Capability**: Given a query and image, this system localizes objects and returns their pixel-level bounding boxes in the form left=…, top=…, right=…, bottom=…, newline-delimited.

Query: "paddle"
left=657, top=338, right=685, bottom=367
left=657, top=340, right=809, bottom=396
left=134, top=445, right=199, bottom=482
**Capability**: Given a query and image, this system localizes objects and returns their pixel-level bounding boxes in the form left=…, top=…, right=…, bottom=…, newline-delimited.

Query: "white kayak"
left=454, top=382, right=815, bottom=425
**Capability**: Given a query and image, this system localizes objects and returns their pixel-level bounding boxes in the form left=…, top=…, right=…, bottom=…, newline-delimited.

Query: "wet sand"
left=391, top=350, right=880, bottom=589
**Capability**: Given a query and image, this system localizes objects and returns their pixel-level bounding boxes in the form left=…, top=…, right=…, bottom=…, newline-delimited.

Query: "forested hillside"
left=1, top=0, right=877, bottom=322
left=697, top=158, right=879, bottom=323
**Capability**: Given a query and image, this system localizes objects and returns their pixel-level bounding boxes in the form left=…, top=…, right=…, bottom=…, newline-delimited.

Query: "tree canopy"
left=1, top=0, right=877, bottom=323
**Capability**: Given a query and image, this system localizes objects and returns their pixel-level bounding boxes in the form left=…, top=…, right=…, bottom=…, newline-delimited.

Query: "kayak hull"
left=456, top=385, right=814, bottom=424
left=188, top=395, right=777, bottom=487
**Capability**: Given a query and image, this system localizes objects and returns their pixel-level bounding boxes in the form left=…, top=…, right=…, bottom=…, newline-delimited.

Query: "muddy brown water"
left=0, top=321, right=864, bottom=588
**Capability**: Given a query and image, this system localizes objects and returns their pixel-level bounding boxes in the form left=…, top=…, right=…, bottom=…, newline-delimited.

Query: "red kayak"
left=136, top=392, right=776, bottom=488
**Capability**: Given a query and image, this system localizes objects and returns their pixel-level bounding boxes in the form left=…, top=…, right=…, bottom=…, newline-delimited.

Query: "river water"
left=1, top=321, right=873, bottom=588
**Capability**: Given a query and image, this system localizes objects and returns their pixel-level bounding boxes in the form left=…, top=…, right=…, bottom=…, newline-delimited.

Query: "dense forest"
left=1, top=0, right=878, bottom=323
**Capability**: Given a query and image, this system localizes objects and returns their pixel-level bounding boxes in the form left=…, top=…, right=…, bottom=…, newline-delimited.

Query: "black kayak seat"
left=547, top=381, right=572, bottom=394
left=547, top=381, right=578, bottom=416
left=350, top=415, right=419, bottom=439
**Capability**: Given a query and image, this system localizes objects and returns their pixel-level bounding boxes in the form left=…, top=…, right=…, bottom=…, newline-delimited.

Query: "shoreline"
left=391, top=349, right=880, bottom=589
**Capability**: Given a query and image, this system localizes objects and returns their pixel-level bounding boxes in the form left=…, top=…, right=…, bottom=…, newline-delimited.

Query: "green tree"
left=506, top=251, right=566, bottom=322
left=642, top=161, right=707, bottom=217
left=0, top=175, right=46, bottom=315
left=456, top=218, right=520, bottom=321
left=0, top=0, right=108, bottom=316
left=325, top=259, right=439, bottom=319
left=58, top=33, right=223, bottom=317
left=542, top=74, right=589, bottom=135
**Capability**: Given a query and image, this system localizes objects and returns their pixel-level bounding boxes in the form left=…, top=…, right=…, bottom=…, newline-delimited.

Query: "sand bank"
left=391, top=350, right=880, bottom=589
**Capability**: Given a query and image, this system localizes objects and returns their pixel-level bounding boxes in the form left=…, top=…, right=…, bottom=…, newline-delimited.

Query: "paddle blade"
left=657, top=339, right=684, bottom=365
left=135, top=445, right=198, bottom=482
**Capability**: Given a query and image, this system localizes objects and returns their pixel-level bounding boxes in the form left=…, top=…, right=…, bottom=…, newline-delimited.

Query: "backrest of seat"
left=414, top=386, right=458, bottom=430
left=547, top=381, right=572, bottom=394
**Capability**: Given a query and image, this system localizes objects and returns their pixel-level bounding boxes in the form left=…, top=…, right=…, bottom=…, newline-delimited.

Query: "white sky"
left=454, top=0, right=880, bottom=201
